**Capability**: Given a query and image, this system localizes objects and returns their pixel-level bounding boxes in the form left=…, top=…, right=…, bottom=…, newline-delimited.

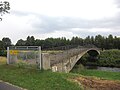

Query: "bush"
left=80, top=50, right=120, bottom=67
left=0, top=50, right=7, bottom=57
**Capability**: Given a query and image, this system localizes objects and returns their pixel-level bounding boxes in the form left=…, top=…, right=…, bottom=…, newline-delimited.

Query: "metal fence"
left=7, top=46, right=41, bottom=69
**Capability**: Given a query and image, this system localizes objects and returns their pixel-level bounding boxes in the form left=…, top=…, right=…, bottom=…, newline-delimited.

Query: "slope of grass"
left=0, top=57, right=120, bottom=90
left=0, top=64, right=82, bottom=90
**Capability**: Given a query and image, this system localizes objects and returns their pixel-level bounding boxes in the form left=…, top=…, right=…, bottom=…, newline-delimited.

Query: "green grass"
left=71, top=69, right=120, bottom=80
left=0, top=57, right=120, bottom=90
left=0, top=64, right=82, bottom=90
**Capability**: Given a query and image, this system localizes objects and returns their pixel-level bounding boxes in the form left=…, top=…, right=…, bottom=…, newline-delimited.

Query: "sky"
left=0, top=0, right=120, bottom=44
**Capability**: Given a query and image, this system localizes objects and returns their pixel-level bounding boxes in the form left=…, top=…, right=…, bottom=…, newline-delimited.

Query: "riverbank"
left=80, top=49, right=120, bottom=68
left=85, top=66, right=120, bottom=72
left=71, top=68, right=120, bottom=80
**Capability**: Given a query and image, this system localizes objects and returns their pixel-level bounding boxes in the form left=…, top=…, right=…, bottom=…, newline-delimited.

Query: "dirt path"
left=71, top=77, right=120, bottom=90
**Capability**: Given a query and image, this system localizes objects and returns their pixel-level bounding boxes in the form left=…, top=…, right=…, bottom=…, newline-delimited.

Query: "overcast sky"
left=0, top=0, right=120, bottom=44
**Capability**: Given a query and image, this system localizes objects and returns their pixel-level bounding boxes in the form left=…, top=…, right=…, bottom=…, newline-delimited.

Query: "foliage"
left=2, top=37, right=12, bottom=49
left=0, top=50, right=7, bottom=57
left=15, top=39, right=26, bottom=46
left=0, top=37, right=12, bottom=56
left=15, top=34, right=120, bottom=50
left=80, top=50, right=120, bottom=67
left=0, top=40, right=4, bottom=49
left=1, top=34, right=120, bottom=51
left=0, top=1, right=10, bottom=21
left=72, top=64, right=85, bottom=72
left=15, top=61, right=37, bottom=69
left=98, top=50, right=120, bottom=67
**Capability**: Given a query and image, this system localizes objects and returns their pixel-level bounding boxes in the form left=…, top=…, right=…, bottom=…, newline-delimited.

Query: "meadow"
left=0, top=54, right=120, bottom=90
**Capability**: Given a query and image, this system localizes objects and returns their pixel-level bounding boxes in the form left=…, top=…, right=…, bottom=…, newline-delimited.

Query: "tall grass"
left=0, top=57, right=6, bottom=64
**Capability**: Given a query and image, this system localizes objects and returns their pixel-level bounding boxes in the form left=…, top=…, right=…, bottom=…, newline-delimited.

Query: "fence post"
left=39, top=46, right=42, bottom=70
left=7, top=47, right=9, bottom=64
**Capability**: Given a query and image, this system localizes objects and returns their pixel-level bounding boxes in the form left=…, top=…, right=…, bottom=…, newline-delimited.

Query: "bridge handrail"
left=50, top=46, right=98, bottom=66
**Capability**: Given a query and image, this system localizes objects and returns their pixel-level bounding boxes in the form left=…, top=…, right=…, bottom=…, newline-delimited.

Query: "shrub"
left=0, top=50, right=7, bottom=57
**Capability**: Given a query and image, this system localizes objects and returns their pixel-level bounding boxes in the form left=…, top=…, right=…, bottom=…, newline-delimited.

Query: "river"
left=85, top=66, right=120, bottom=72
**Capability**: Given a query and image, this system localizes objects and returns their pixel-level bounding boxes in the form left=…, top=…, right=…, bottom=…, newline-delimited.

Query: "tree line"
left=0, top=34, right=120, bottom=50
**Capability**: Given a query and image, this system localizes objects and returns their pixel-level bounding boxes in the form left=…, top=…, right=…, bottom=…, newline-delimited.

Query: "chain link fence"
left=7, top=46, right=41, bottom=69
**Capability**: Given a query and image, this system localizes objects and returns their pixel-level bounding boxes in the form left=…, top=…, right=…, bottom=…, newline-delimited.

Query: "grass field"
left=71, top=69, right=120, bottom=80
left=0, top=57, right=120, bottom=90
left=0, top=64, right=82, bottom=90
left=0, top=57, right=82, bottom=90
left=0, top=57, right=6, bottom=65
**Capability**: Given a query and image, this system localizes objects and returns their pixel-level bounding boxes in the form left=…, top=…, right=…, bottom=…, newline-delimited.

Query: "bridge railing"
left=50, top=46, right=92, bottom=66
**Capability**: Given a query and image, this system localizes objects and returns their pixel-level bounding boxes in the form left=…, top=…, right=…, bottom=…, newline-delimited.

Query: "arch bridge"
left=42, top=45, right=100, bottom=73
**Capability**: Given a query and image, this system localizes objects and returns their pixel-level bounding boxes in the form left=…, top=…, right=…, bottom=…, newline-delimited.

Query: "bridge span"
left=42, top=46, right=100, bottom=73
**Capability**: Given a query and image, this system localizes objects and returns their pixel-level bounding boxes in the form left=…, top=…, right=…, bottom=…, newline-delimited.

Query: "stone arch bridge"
left=42, top=46, right=100, bottom=73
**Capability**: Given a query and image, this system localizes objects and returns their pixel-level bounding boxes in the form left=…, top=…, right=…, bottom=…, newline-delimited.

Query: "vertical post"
left=62, top=59, right=63, bottom=72
left=7, top=47, right=9, bottom=64
left=39, top=46, right=41, bottom=70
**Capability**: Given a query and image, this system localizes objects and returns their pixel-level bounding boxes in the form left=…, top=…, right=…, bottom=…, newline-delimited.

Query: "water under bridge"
left=42, top=45, right=100, bottom=73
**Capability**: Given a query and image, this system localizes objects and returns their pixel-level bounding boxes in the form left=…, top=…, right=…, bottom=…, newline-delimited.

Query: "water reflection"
left=85, top=66, right=120, bottom=72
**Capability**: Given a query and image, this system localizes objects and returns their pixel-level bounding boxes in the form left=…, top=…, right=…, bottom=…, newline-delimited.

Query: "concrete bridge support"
left=41, top=53, right=51, bottom=70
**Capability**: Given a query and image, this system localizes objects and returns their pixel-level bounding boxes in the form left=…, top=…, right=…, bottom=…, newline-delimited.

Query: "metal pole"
left=7, top=47, right=9, bottom=64
left=39, top=46, right=41, bottom=70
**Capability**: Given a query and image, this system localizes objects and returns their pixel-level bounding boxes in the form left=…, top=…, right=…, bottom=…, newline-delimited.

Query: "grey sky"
left=0, top=0, right=120, bottom=44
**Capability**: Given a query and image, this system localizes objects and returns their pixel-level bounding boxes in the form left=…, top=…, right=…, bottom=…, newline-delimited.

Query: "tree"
left=84, top=36, right=91, bottom=45
left=0, top=40, right=4, bottom=49
left=113, top=36, right=118, bottom=49
left=91, top=36, right=95, bottom=45
left=108, top=34, right=114, bottom=49
left=0, top=1, right=10, bottom=21
left=26, top=36, right=35, bottom=46
left=16, top=39, right=26, bottom=46
left=2, top=37, right=11, bottom=49
left=71, top=37, right=75, bottom=45
left=94, top=35, right=104, bottom=48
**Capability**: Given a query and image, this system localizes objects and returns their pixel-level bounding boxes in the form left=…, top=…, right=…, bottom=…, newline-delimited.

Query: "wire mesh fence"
left=7, top=46, right=41, bottom=69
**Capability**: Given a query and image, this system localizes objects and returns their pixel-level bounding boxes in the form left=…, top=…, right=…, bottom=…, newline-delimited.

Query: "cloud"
left=114, top=0, right=120, bottom=8
left=29, top=14, right=120, bottom=35
left=1, top=0, right=120, bottom=44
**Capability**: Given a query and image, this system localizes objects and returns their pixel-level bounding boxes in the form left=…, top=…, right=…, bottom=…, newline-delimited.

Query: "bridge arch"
left=87, top=49, right=100, bottom=56
left=69, top=48, right=100, bottom=72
